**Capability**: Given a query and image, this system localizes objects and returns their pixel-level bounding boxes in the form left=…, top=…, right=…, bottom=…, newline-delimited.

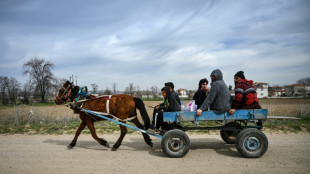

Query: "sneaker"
left=160, top=129, right=167, bottom=135
left=148, top=129, right=160, bottom=134
left=149, top=124, right=155, bottom=129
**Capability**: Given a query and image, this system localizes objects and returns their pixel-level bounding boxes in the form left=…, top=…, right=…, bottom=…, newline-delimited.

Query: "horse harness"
left=57, top=85, right=73, bottom=103
left=74, top=94, right=136, bottom=122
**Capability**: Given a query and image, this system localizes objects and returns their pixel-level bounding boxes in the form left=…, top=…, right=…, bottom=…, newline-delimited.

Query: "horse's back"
left=82, top=94, right=135, bottom=116
left=110, top=94, right=135, bottom=115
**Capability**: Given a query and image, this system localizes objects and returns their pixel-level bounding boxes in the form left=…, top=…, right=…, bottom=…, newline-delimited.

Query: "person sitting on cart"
left=153, top=82, right=180, bottom=112
left=196, top=69, right=231, bottom=116
left=165, top=82, right=181, bottom=104
left=151, top=86, right=181, bottom=133
left=231, top=71, right=261, bottom=110
left=193, top=78, right=209, bottom=109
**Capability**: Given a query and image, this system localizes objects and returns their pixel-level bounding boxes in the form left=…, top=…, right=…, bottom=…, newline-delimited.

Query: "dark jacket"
left=159, top=87, right=181, bottom=112
left=232, top=79, right=261, bottom=109
left=199, top=69, right=231, bottom=113
left=193, top=89, right=207, bottom=109
left=171, top=90, right=181, bottom=104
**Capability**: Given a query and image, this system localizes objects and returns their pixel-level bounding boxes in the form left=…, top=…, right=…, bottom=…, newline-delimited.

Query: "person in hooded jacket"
left=193, top=78, right=209, bottom=109
left=165, top=82, right=181, bottom=104
left=196, top=69, right=231, bottom=116
left=231, top=71, right=261, bottom=109
left=151, top=86, right=181, bottom=132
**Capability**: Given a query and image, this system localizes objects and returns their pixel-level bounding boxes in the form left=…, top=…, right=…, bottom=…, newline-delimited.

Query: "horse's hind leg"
left=68, top=121, right=86, bottom=148
left=131, top=118, right=153, bottom=147
left=112, top=124, right=127, bottom=151
left=86, top=121, right=110, bottom=148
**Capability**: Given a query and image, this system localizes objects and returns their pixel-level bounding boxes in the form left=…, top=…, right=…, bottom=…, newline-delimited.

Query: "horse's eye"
left=59, top=89, right=65, bottom=94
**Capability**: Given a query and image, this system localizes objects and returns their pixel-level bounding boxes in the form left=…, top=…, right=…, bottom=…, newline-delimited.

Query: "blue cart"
left=161, top=109, right=268, bottom=158
left=83, top=109, right=268, bottom=158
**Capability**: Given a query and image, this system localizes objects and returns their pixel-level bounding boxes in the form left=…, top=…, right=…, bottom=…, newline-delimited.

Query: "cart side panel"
left=253, top=109, right=268, bottom=120
left=163, top=109, right=268, bottom=123
left=226, top=110, right=252, bottom=120
left=196, top=111, right=225, bottom=121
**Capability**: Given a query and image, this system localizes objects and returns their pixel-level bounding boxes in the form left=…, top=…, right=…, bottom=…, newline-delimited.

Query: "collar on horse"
left=74, top=86, right=95, bottom=102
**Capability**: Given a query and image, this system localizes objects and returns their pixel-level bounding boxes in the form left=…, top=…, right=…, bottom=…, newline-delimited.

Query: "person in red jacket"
left=231, top=71, right=261, bottom=109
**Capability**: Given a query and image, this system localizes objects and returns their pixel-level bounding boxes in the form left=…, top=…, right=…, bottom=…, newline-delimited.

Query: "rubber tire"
left=220, top=122, right=241, bottom=144
left=161, top=129, right=190, bottom=158
left=236, top=128, right=268, bottom=158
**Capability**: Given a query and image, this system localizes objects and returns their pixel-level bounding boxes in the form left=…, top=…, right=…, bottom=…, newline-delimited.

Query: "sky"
left=1, top=0, right=310, bottom=91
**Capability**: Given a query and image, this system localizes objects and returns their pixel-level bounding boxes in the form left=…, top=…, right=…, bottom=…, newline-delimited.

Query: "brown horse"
left=55, top=81, right=152, bottom=151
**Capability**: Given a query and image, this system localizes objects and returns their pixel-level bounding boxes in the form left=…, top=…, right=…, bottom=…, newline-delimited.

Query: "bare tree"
left=297, top=87, right=308, bottom=97
left=135, top=85, right=142, bottom=98
left=0, top=77, right=20, bottom=105
left=52, top=78, right=67, bottom=96
left=142, top=88, right=151, bottom=99
left=297, top=77, right=310, bottom=85
left=103, top=88, right=112, bottom=95
left=7, top=77, right=20, bottom=104
left=112, top=82, right=117, bottom=94
left=150, top=86, right=159, bottom=99
left=23, top=58, right=55, bottom=102
left=0, top=76, right=6, bottom=104
left=20, top=81, right=33, bottom=104
left=124, top=83, right=136, bottom=96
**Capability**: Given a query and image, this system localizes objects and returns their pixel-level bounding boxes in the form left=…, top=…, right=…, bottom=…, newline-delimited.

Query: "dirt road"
left=0, top=132, right=309, bottom=174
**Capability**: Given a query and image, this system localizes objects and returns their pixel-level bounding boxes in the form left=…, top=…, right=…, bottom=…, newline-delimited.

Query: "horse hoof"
left=67, top=145, right=74, bottom=149
left=100, top=139, right=109, bottom=148
left=111, top=147, right=118, bottom=151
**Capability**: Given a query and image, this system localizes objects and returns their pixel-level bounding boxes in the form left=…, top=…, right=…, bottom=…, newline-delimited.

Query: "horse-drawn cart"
left=83, top=108, right=268, bottom=158
left=56, top=81, right=268, bottom=158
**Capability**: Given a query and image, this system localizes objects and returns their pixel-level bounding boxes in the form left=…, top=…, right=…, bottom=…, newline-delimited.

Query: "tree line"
left=1, top=58, right=193, bottom=105
left=1, top=58, right=309, bottom=105
left=0, top=58, right=66, bottom=105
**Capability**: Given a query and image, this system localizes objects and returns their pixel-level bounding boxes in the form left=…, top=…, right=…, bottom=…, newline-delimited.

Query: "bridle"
left=56, top=84, right=73, bottom=104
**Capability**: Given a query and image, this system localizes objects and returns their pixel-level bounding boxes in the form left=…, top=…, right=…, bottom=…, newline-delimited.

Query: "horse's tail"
left=133, top=97, right=150, bottom=130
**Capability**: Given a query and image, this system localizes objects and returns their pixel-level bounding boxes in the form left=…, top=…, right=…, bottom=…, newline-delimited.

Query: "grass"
left=264, top=116, right=310, bottom=133
left=0, top=98, right=309, bottom=134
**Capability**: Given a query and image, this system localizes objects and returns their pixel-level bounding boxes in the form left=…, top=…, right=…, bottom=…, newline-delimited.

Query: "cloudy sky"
left=1, top=0, right=310, bottom=91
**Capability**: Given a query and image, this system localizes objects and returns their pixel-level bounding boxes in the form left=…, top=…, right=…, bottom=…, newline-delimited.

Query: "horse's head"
left=55, top=81, right=74, bottom=105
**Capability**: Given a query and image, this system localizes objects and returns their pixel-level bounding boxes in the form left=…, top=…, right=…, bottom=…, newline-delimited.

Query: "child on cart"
left=150, top=87, right=181, bottom=134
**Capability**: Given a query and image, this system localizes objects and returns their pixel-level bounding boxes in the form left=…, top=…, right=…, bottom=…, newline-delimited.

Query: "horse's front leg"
left=68, top=121, right=86, bottom=148
left=111, top=123, right=127, bottom=151
left=86, top=120, right=110, bottom=148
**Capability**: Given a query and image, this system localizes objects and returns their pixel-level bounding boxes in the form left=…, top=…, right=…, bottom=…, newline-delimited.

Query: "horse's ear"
left=64, top=81, right=71, bottom=87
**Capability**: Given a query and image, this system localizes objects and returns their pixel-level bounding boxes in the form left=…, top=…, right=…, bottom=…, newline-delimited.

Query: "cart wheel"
left=236, top=128, right=268, bottom=158
left=220, top=122, right=241, bottom=144
left=161, top=129, right=190, bottom=158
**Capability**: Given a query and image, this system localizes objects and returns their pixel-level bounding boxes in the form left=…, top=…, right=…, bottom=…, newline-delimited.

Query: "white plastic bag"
left=186, top=100, right=197, bottom=111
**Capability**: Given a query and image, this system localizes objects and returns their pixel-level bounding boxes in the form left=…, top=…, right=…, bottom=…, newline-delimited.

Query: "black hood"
left=161, top=86, right=171, bottom=98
